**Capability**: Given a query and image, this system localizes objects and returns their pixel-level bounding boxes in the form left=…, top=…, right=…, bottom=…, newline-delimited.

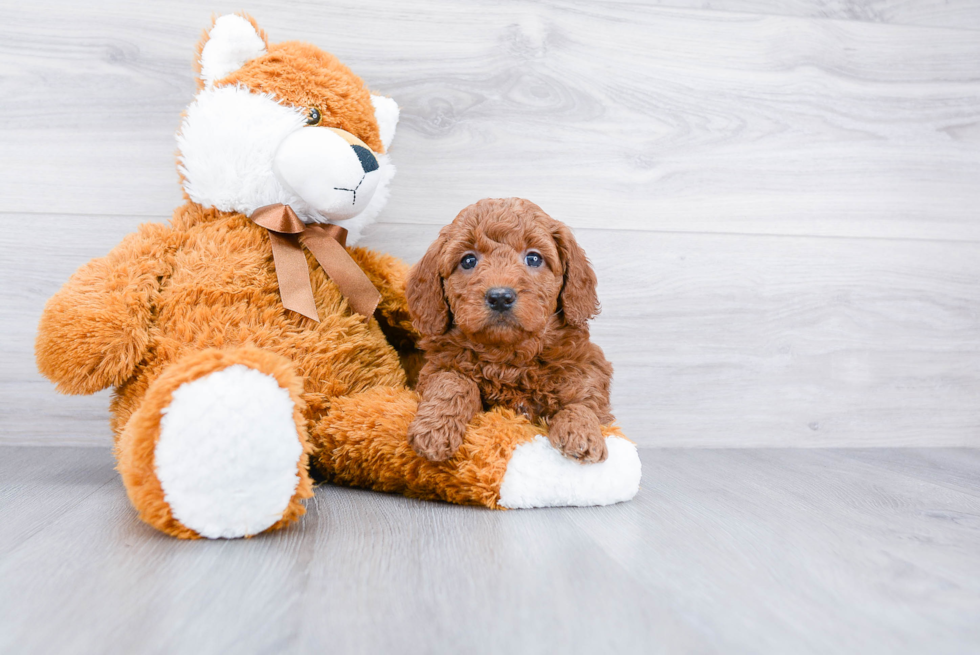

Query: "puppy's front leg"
left=548, top=404, right=608, bottom=464
left=409, top=371, right=481, bottom=461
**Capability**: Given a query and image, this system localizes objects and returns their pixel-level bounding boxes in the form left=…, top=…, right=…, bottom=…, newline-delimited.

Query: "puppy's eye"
left=306, top=107, right=321, bottom=126
left=525, top=251, right=544, bottom=267
left=460, top=253, right=478, bottom=270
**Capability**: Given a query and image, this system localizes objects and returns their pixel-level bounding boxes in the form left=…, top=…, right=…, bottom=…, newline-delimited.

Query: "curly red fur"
left=406, top=198, right=613, bottom=464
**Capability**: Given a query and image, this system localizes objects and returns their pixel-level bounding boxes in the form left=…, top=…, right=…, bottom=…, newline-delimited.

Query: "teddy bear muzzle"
left=272, top=126, right=381, bottom=221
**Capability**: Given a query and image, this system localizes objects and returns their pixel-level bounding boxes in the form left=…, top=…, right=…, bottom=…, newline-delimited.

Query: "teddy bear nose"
left=485, top=287, right=517, bottom=312
left=351, top=144, right=379, bottom=173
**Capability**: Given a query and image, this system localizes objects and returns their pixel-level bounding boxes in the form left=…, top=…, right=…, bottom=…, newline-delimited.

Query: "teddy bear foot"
left=153, top=365, right=305, bottom=538
left=116, top=348, right=313, bottom=539
left=496, top=434, right=641, bottom=509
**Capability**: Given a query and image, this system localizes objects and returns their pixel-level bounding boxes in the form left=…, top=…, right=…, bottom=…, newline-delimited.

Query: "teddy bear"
left=35, top=13, right=642, bottom=539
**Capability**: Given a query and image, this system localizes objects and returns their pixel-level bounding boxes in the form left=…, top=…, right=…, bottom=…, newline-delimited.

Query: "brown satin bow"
left=250, top=204, right=380, bottom=322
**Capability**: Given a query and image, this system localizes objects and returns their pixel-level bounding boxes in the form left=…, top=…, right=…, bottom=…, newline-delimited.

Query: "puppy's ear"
left=407, top=233, right=451, bottom=336
left=554, top=222, right=599, bottom=327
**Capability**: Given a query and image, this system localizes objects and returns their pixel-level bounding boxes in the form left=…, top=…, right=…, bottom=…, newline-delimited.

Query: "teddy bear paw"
left=497, top=435, right=641, bottom=509
left=154, top=364, right=306, bottom=538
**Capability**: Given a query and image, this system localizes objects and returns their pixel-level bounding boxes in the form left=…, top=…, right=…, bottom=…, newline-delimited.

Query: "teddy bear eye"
left=306, top=107, right=321, bottom=126
left=524, top=251, right=543, bottom=267
left=460, top=253, right=478, bottom=270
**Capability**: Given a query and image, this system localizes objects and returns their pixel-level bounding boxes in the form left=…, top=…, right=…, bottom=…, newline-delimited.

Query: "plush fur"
left=114, top=347, right=314, bottom=539
left=36, top=17, right=640, bottom=539
left=311, top=387, right=633, bottom=508
left=155, top=363, right=305, bottom=539
left=498, top=435, right=641, bottom=509
left=197, top=14, right=268, bottom=87
left=178, top=13, right=394, bottom=235
left=217, top=38, right=384, bottom=152
left=406, top=198, right=615, bottom=464
left=35, top=17, right=537, bottom=539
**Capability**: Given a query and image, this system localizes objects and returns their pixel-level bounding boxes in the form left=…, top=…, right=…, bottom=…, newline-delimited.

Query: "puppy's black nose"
left=486, top=287, right=517, bottom=312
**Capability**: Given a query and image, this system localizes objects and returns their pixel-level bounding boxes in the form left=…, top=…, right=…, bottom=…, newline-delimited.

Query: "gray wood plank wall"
left=2, top=0, right=979, bottom=447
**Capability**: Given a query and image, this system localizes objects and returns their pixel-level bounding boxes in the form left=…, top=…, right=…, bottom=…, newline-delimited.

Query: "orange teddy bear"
left=35, top=14, right=641, bottom=539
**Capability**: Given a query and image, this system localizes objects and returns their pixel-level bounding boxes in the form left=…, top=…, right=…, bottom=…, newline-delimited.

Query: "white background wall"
left=2, top=0, right=979, bottom=447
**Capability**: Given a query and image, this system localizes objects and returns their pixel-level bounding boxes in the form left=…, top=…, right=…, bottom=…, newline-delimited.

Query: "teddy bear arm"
left=36, top=224, right=171, bottom=395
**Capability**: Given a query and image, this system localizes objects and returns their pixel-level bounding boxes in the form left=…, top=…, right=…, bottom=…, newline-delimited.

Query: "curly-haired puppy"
left=406, top=197, right=614, bottom=464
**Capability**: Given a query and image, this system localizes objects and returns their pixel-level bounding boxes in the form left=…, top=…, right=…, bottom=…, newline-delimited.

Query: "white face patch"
left=176, top=85, right=397, bottom=245
left=272, top=127, right=381, bottom=221
left=177, top=85, right=310, bottom=218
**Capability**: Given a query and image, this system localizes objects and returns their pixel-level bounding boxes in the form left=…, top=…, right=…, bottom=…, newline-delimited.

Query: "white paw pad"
left=155, top=365, right=304, bottom=538
left=498, top=435, right=641, bottom=509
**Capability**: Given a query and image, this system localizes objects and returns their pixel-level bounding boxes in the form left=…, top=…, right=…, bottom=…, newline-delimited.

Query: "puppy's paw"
left=408, top=409, right=466, bottom=462
left=549, top=424, right=607, bottom=464
left=548, top=405, right=608, bottom=464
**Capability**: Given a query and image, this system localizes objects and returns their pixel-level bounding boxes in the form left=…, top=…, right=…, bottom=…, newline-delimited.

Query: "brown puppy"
left=406, top=197, right=614, bottom=464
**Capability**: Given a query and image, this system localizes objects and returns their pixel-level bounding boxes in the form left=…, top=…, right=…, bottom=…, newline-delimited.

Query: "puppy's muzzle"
left=485, top=287, right=517, bottom=312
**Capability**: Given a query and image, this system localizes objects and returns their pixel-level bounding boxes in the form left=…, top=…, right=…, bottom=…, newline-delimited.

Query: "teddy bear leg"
left=114, top=347, right=313, bottom=539
left=307, top=386, right=641, bottom=509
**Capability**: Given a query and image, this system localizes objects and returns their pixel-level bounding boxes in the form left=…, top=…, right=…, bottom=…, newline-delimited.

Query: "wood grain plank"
left=821, top=448, right=980, bottom=497
left=0, top=450, right=314, bottom=655
left=0, top=446, right=117, bottom=558
left=633, top=0, right=980, bottom=31
left=1, top=1, right=978, bottom=239
left=6, top=218, right=980, bottom=447
left=0, top=446, right=706, bottom=655
left=569, top=448, right=980, bottom=654
left=294, top=486, right=706, bottom=654
left=1, top=446, right=978, bottom=654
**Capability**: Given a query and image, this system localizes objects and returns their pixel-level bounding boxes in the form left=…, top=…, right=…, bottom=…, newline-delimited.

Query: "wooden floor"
left=1, top=446, right=978, bottom=655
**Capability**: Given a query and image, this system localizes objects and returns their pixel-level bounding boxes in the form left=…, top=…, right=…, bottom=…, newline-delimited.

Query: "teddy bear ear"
left=196, top=14, right=269, bottom=89
left=370, top=95, right=399, bottom=152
